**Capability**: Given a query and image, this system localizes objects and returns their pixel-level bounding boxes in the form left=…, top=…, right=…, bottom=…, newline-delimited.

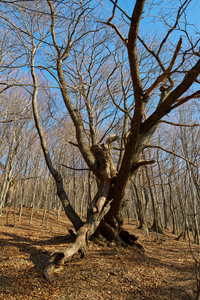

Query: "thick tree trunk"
left=101, top=130, right=156, bottom=234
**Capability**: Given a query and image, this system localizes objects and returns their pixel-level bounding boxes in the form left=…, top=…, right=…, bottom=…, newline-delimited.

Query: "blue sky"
left=103, top=0, right=200, bottom=37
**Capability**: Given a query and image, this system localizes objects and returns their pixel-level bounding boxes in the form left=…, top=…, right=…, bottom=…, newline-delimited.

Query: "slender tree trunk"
left=0, top=133, right=16, bottom=211
left=80, top=174, right=86, bottom=219
left=189, top=176, right=200, bottom=244
left=168, top=180, right=177, bottom=234
left=6, top=206, right=10, bottom=226
left=157, top=151, right=168, bottom=228
left=42, top=206, right=47, bottom=227
left=29, top=178, right=38, bottom=225
left=132, top=182, right=147, bottom=231
left=144, top=165, right=164, bottom=234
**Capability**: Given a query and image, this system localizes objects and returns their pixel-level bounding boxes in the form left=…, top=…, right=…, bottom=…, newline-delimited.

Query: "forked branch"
left=104, top=0, right=129, bottom=45
left=141, top=58, right=200, bottom=134
left=144, top=38, right=182, bottom=100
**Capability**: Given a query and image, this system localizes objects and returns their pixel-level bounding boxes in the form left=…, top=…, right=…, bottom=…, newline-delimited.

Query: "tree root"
left=43, top=224, right=144, bottom=282
left=43, top=252, right=65, bottom=283
left=43, top=198, right=112, bottom=282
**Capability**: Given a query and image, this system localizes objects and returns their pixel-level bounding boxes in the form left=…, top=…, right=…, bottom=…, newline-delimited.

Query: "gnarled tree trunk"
left=29, top=0, right=200, bottom=283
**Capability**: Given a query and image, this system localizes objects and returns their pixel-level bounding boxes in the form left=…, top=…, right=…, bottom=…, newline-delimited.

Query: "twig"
left=68, top=141, right=79, bottom=147
left=56, top=162, right=89, bottom=171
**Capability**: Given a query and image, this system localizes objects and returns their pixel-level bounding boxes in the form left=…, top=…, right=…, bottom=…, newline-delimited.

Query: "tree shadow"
left=0, top=231, right=74, bottom=270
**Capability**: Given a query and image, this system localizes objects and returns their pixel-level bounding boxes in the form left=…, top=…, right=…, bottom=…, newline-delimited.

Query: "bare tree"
left=43, top=0, right=200, bottom=278
left=0, top=0, right=199, bottom=282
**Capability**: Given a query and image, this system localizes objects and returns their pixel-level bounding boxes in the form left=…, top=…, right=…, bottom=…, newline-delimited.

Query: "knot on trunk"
left=90, top=141, right=117, bottom=214
left=91, top=143, right=117, bottom=185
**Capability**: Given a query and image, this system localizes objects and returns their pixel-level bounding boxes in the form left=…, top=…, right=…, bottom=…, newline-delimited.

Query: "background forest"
left=0, top=0, right=199, bottom=244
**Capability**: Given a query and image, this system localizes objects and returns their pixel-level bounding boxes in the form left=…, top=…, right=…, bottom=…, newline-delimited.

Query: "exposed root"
left=43, top=199, right=113, bottom=282
left=43, top=251, right=65, bottom=283
left=43, top=263, right=55, bottom=283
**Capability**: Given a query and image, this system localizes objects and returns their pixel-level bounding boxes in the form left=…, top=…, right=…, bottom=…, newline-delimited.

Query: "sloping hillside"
left=0, top=208, right=199, bottom=299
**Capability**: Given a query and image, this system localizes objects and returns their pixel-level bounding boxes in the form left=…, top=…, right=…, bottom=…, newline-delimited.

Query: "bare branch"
left=47, top=0, right=61, bottom=56
left=30, top=42, right=83, bottom=231
left=167, top=38, right=183, bottom=72
left=142, top=58, right=200, bottom=134
left=0, top=162, right=5, bottom=170
left=108, top=0, right=131, bottom=21
left=130, top=159, right=155, bottom=174
left=172, top=90, right=200, bottom=109
left=0, top=117, right=31, bottom=124
left=107, top=67, right=131, bottom=118
left=144, top=38, right=182, bottom=100
left=137, top=35, right=165, bottom=72
left=0, top=85, right=12, bottom=94
left=159, top=120, right=200, bottom=127
left=62, top=9, right=86, bottom=60
left=104, top=134, right=119, bottom=149
left=47, top=0, right=98, bottom=176
left=68, top=141, right=79, bottom=147
left=103, top=21, right=127, bottom=45
left=157, top=0, right=191, bottom=55
left=107, top=0, right=117, bottom=23
left=136, top=160, right=155, bottom=167
left=145, top=145, right=198, bottom=168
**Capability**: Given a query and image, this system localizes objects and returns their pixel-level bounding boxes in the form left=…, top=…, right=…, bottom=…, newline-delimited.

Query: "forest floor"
left=0, top=207, right=199, bottom=300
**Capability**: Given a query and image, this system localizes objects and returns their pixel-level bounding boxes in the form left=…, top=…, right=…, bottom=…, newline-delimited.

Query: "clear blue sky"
left=103, top=0, right=200, bottom=37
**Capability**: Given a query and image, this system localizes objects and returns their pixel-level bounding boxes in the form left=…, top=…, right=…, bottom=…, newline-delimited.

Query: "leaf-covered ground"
left=0, top=208, right=199, bottom=299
